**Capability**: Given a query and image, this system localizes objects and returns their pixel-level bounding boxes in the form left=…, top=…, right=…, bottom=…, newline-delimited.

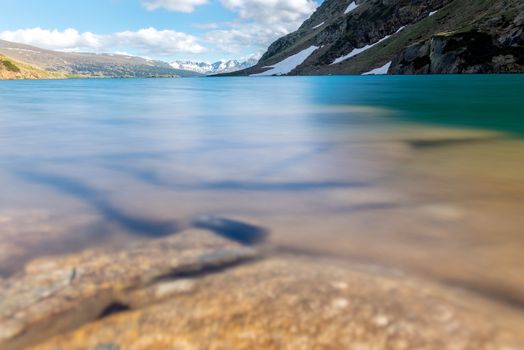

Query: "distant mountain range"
left=233, top=0, right=524, bottom=76
left=0, top=39, right=202, bottom=78
left=170, top=59, right=258, bottom=75
left=0, top=38, right=259, bottom=80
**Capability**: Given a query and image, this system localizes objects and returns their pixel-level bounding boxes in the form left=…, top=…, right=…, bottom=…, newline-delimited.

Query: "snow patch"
left=6, top=47, right=40, bottom=54
left=312, top=22, right=325, bottom=29
left=331, top=26, right=405, bottom=65
left=344, top=1, right=359, bottom=14
left=362, top=61, right=392, bottom=75
left=251, top=46, right=319, bottom=76
left=331, top=39, right=386, bottom=65
left=429, top=10, right=438, bottom=16
left=395, top=26, right=406, bottom=33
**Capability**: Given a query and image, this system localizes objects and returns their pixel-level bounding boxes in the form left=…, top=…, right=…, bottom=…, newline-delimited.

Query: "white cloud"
left=110, top=28, right=205, bottom=54
left=0, top=0, right=318, bottom=60
left=204, top=25, right=285, bottom=53
left=205, top=0, right=317, bottom=53
left=142, top=0, right=208, bottom=12
left=220, top=0, right=317, bottom=26
left=193, top=21, right=235, bottom=29
left=0, top=27, right=206, bottom=55
left=0, top=28, right=102, bottom=51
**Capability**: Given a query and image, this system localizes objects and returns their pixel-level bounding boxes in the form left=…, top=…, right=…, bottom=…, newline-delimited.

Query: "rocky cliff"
left=235, top=0, right=524, bottom=76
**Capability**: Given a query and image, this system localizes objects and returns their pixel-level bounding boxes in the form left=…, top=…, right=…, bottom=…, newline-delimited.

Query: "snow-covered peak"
left=170, top=58, right=258, bottom=75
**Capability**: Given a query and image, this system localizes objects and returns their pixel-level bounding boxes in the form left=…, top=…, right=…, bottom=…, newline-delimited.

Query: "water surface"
left=1, top=75, right=524, bottom=310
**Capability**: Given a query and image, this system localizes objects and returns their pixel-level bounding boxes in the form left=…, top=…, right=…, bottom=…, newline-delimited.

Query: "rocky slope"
left=0, top=54, right=66, bottom=80
left=0, top=39, right=201, bottom=78
left=171, top=58, right=258, bottom=75
left=236, top=0, right=524, bottom=76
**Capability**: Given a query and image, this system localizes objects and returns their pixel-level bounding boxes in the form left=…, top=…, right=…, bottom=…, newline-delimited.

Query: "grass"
left=0, top=58, right=21, bottom=72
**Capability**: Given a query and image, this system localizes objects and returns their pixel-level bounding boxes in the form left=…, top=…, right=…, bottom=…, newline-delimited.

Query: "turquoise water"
left=0, top=76, right=524, bottom=299
left=1, top=75, right=522, bottom=178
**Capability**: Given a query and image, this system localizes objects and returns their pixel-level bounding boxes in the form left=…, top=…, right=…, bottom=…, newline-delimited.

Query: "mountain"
left=0, top=54, right=66, bottom=80
left=0, top=39, right=202, bottom=78
left=170, top=58, right=258, bottom=75
left=233, top=0, right=524, bottom=76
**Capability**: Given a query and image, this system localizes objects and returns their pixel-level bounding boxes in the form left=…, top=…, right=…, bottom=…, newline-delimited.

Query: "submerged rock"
left=0, top=230, right=256, bottom=350
left=29, top=257, right=523, bottom=350
left=192, top=215, right=268, bottom=245
left=1, top=221, right=522, bottom=350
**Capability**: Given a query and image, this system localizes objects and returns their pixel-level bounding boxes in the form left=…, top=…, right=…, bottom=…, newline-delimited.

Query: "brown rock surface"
left=29, top=257, right=524, bottom=350
left=0, top=230, right=256, bottom=350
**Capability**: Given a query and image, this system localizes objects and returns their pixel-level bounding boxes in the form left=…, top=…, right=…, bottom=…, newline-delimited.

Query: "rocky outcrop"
left=391, top=1, right=524, bottom=75
left=234, top=0, right=524, bottom=76
left=391, top=31, right=524, bottom=74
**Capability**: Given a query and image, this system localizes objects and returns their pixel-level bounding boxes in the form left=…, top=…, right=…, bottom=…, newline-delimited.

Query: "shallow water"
left=1, top=75, right=524, bottom=310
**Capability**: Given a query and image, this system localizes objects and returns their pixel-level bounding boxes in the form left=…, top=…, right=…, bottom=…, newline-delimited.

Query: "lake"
left=1, top=75, right=524, bottom=312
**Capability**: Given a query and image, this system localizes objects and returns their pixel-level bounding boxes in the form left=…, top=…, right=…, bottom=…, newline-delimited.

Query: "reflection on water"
left=16, top=170, right=180, bottom=237
left=1, top=76, right=524, bottom=313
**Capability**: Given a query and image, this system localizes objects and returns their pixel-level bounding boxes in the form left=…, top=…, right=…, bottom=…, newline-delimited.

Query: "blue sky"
left=0, top=0, right=320, bottom=62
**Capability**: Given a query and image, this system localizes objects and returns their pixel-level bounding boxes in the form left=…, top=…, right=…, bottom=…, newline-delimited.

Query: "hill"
left=0, top=54, right=66, bottom=80
left=0, top=39, right=201, bottom=78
